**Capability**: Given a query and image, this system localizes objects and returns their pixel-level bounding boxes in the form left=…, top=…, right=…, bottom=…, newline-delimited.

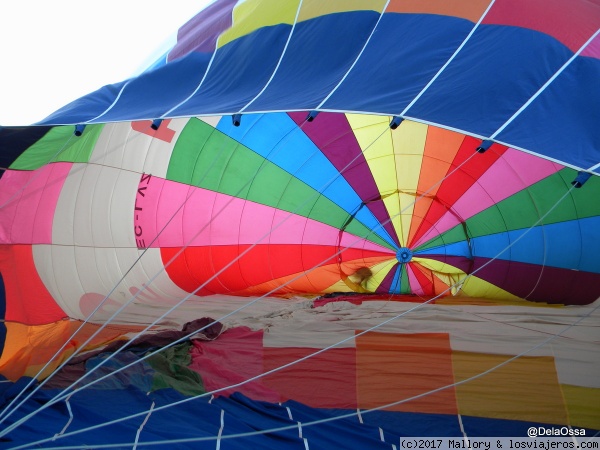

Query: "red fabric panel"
left=0, top=245, right=67, bottom=324
left=189, top=326, right=280, bottom=402
left=263, top=347, right=357, bottom=409
left=410, top=139, right=506, bottom=245
left=162, top=245, right=392, bottom=295
left=483, top=0, right=600, bottom=53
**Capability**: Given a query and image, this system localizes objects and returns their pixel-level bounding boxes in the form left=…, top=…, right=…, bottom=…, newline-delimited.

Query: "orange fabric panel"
left=0, top=321, right=131, bottom=381
left=387, top=0, right=491, bottom=24
left=0, top=245, right=66, bottom=325
left=452, top=351, right=568, bottom=425
left=230, top=255, right=393, bottom=296
left=356, top=332, right=457, bottom=414
left=408, top=128, right=465, bottom=245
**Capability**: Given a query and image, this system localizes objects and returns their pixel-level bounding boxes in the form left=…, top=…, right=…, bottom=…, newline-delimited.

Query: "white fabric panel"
left=52, top=163, right=86, bottom=246
left=198, top=115, right=222, bottom=128
left=52, top=163, right=139, bottom=248
left=90, top=119, right=189, bottom=178
left=32, top=244, right=197, bottom=323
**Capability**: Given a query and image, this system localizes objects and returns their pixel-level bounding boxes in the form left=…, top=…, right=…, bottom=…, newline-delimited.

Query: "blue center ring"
left=396, top=247, right=413, bottom=263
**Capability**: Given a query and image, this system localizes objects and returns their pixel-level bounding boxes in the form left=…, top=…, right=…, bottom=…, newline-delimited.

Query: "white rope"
left=458, top=413, right=469, bottom=445
left=52, top=395, right=74, bottom=440
left=133, top=401, right=155, bottom=450
left=216, top=409, right=225, bottom=450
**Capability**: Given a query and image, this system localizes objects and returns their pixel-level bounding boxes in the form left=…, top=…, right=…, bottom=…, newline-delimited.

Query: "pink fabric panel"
left=406, top=264, right=426, bottom=296
left=138, top=176, right=393, bottom=254
left=0, top=163, right=72, bottom=244
left=413, top=149, right=561, bottom=247
left=581, top=33, right=600, bottom=59
left=189, top=326, right=280, bottom=402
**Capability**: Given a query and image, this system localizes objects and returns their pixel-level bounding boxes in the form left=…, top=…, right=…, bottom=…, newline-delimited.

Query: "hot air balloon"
left=1, top=0, right=599, bottom=448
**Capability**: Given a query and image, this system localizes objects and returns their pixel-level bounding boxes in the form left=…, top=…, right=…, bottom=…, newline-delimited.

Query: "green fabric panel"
left=416, top=226, right=470, bottom=252
left=146, top=342, right=204, bottom=396
left=400, top=265, right=411, bottom=294
left=168, top=118, right=394, bottom=250
left=10, top=124, right=104, bottom=170
left=416, top=168, right=600, bottom=251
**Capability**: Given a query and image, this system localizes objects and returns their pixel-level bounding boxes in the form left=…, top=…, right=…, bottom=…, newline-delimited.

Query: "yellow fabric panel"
left=460, top=274, right=523, bottom=301
left=379, top=190, right=433, bottom=247
left=413, top=257, right=522, bottom=300
left=392, top=121, right=428, bottom=244
left=346, top=114, right=404, bottom=245
left=560, top=384, right=600, bottom=430
left=453, top=351, right=569, bottom=425
left=218, top=0, right=301, bottom=48
left=346, top=113, right=391, bottom=158
left=298, top=0, right=388, bottom=22
left=364, top=259, right=397, bottom=292
left=392, top=121, right=428, bottom=191
left=218, top=0, right=388, bottom=49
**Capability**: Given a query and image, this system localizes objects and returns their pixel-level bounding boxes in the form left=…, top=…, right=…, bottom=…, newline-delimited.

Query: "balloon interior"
left=0, top=1, right=599, bottom=447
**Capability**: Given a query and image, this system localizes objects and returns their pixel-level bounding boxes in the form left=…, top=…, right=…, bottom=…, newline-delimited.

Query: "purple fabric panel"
left=288, top=112, right=400, bottom=246
left=422, top=255, right=475, bottom=274
left=376, top=263, right=398, bottom=294
left=168, top=0, right=238, bottom=61
left=473, top=258, right=600, bottom=305
left=421, top=255, right=600, bottom=304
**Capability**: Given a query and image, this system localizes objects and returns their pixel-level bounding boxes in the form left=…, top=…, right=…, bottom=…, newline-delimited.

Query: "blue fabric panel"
left=34, top=11, right=600, bottom=175
left=216, top=113, right=398, bottom=247
left=2, top=380, right=598, bottom=447
left=415, top=241, right=472, bottom=259
left=470, top=217, right=600, bottom=273
left=497, top=55, right=600, bottom=174
left=323, top=13, right=476, bottom=114
left=248, top=11, right=382, bottom=112
left=362, top=410, right=463, bottom=438
left=462, top=415, right=600, bottom=438
left=282, top=399, right=397, bottom=449
left=41, top=52, right=216, bottom=124
left=390, top=264, right=402, bottom=294
left=166, top=25, right=291, bottom=117
left=407, top=24, right=573, bottom=138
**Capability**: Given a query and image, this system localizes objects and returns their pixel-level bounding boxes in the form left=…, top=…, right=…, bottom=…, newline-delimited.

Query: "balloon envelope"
left=1, top=0, right=599, bottom=446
